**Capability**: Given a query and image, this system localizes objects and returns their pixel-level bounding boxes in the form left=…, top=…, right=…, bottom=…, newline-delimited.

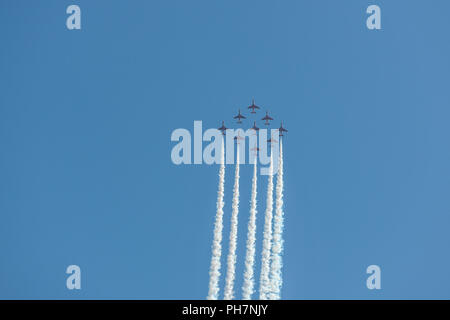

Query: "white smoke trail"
left=242, top=158, right=258, bottom=300
left=259, top=153, right=274, bottom=300
left=269, top=140, right=284, bottom=300
left=207, top=139, right=226, bottom=300
left=224, top=149, right=240, bottom=300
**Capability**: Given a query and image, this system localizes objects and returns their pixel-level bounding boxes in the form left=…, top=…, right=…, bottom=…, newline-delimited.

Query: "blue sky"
left=1, top=0, right=450, bottom=299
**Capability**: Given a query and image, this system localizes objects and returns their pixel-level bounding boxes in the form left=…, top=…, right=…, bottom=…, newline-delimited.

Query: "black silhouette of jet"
left=233, top=109, right=246, bottom=124
left=278, top=121, right=288, bottom=136
left=248, top=99, right=260, bottom=114
left=262, top=111, right=274, bottom=125
left=218, top=121, right=228, bottom=135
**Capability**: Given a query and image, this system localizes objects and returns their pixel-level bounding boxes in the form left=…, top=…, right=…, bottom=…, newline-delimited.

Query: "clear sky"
left=1, top=0, right=450, bottom=299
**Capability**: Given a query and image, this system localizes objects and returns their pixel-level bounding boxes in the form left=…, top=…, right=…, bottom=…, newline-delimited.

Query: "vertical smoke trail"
left=259, top=153, right=274, bottom=300
left=242, top=158, right=258, bottom=300
left=224, top=149, right=240, bottom=300
left=269, top=140, right=284, bottom=300
left=207, top=138, right=226, bottom=300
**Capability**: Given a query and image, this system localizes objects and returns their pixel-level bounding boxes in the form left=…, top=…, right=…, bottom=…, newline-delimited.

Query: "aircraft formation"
left=208, top=99, right=287, bottom=301
left=217, top=99, right=288, bottom=147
